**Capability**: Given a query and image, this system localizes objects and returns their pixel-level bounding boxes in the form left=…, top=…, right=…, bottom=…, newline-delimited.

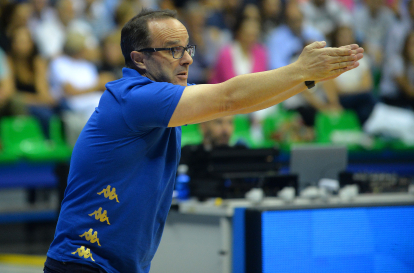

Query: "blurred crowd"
left=0, top=0, right=413, bottom=145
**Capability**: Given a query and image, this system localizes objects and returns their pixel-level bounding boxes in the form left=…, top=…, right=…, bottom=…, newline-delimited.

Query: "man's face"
left=201, top=116, right=234, bottom=147
left=142, top=18, right=193, bottom=86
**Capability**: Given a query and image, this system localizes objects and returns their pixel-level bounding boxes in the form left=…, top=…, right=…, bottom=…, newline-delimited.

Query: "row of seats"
left=1, top=109, right=412, bottom=164
left=0, top=116, right=72, bottom=163
left=182, top=110, right=414, bottom=151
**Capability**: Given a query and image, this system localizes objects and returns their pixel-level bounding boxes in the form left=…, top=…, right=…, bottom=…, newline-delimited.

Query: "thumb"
left=307, top=41, right=327, bottom=50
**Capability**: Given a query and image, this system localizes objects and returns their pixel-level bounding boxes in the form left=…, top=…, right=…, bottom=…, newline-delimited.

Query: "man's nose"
left=180, top=50, right=193, bottom=66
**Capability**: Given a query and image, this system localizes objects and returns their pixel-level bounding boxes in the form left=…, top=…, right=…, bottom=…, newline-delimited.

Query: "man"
left=44, top=8, right=363, bottom=273
left=200, top=116, right=234, bottom=149
left=180, top=116, right=236, bottom=176
left=266, top=2, right=325, bottom=69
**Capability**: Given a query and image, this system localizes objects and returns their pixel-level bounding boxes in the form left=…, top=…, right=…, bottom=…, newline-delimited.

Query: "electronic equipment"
left=289, top=145, right=347, bottom=191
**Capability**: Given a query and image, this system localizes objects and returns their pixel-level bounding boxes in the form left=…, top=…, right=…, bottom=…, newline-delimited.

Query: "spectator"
left=209, top=15, right=267, bottom=84
left=209, top=10, right=269, bottom=141
left=266, top=1, right=324, bottom=69
left=384, top=0, right=413, bottom=60
left=0, top=2, right=32, bottom=52
left=181, top=2, right=214, bottom=84
left=300, top=0, right=352, bottom=45
left=259, top=0, right=284, bottom=41
left=48, top=31, right=112, bottom=145
left=353, top=0, right=395, bottom=69
left=28, top=0, right=58, bottom=36
left=380, top=30, right=414, bottom=110
left=98, top=32, right=124, bottom=80
left=6, top=27, right=56, bottom=135
left=205, top=0, right=242, bottom=32
left=31, top=0, right=99, bottom=61
left=81, top=0, right=116, bottom=40
left=0, top=47, right=13, bottom=117
left=322, top=25, right=377, bottom=125
left=180, top=116, right=236, bottom=171
left=113, top=0, right=138, bottom=33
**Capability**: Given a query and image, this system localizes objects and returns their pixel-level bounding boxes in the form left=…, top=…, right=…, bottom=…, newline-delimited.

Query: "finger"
left=355, top=52, right=364, bottom=61
left=326, top=47, right=354, bottom=56
left=306, top=41, right=327, bottom=50
left=340, top=44, right=360, bottom=51
left=329, top=55, right=357, bottom=64
left=333, top=61, right=356, bottom=70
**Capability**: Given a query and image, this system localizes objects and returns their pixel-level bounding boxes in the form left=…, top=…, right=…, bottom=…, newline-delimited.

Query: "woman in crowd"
left=380, top=30, right=414, bottom=110
left=208, top=8, right=267, bottom=84
left=7, top=26, right=56, bottom=135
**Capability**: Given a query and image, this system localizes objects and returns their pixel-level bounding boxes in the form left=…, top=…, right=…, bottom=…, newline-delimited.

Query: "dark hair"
left=120, top=8, right=177, bottom=68
left=9, top=26, right=39, bottom=72
left=232, top=5, right=261, bottom=39
left=402, top=31, right=414, bottom=67
left=329, top=25, right=354, bottom=48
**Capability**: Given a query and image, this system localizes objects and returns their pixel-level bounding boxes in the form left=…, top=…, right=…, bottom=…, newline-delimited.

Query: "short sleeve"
left=122, top=82, right=185, bottom=130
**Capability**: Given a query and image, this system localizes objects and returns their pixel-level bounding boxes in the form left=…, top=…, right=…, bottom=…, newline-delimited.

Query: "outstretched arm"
left=168, top=42, right=364, bottom=127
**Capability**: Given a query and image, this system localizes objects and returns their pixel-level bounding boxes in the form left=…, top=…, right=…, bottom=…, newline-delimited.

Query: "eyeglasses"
left=138, top=45, right=196, bottom=59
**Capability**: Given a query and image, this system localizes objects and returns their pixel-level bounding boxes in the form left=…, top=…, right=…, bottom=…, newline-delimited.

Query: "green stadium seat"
left=0, top=116, right=72, bottom=161
left=315, top=110, right=385, bottom=151
left=181, top=124, right=203, bottom=147
left=230, top=115, right=257, bottom=148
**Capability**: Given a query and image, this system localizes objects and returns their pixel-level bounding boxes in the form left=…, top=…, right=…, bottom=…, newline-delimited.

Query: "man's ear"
left=130, top=51, right=146, bottom=70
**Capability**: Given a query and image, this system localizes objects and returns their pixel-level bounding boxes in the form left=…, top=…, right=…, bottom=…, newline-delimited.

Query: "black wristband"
left=305, top=81, right=315, bottom=89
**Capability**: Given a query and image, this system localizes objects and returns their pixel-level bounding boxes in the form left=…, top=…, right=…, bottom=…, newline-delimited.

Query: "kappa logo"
left=97, top=185, right=120, bottom=203
left=72, top=246, right=95, bottom=261
left=79, top=228, right=101, bottom=246
left=88, top=207, right=110, bottom=225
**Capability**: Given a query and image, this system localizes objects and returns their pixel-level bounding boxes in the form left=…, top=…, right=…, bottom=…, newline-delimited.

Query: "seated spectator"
left=31, top=0, right=99, bottom=61
left=209, top=14, right=267, bottom=84
left=0, top=2, right=32, bottom=52
left=384, top=0, right=413, bottom=61
left=322, top=25, right=377, bottom=125
left=181, top=2, right=214, bottom=84
left=0, top=47, right=13, bottom=117
left=266, top=1, right=324, bottom=69
left=6, top=26, right=56, bottom=136
left=259, top=0, right=284, bottom=41
left=180, top=116, right=237, bottom=168
left=48, top=31, right=113, bottom=145
left=380, top=30, right=414, bottom=110
left=353, top=0, right=395, bottom=69
left=98, top=32, right=124, bottom=80
left=299, top=0, right=352, bottom=45
left=208, top=9, right=268, bottom=139
left=81, top=0, right=115, bottom=40
left=204, top=0, right=242, bottom=32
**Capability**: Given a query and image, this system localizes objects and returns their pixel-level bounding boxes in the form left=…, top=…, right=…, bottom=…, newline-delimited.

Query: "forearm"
left=222, top=63, right=305, bottom=112
left=235, top=82, right=308, bottom=114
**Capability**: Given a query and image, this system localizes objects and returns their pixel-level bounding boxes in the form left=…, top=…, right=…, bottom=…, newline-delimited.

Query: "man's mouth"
left=177, top=72, right=187, bottom=79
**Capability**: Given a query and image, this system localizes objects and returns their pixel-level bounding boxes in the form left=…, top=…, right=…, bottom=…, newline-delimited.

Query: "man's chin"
left=175, top=79, right=188, bottom=86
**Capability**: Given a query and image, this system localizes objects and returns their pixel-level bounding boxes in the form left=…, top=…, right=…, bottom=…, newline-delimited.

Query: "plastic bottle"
left=175, top=164, right=190, bottom=200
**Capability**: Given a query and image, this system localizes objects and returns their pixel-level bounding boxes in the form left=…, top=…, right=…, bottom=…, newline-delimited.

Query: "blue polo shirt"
left=47, top=68, right=185, bottom=273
